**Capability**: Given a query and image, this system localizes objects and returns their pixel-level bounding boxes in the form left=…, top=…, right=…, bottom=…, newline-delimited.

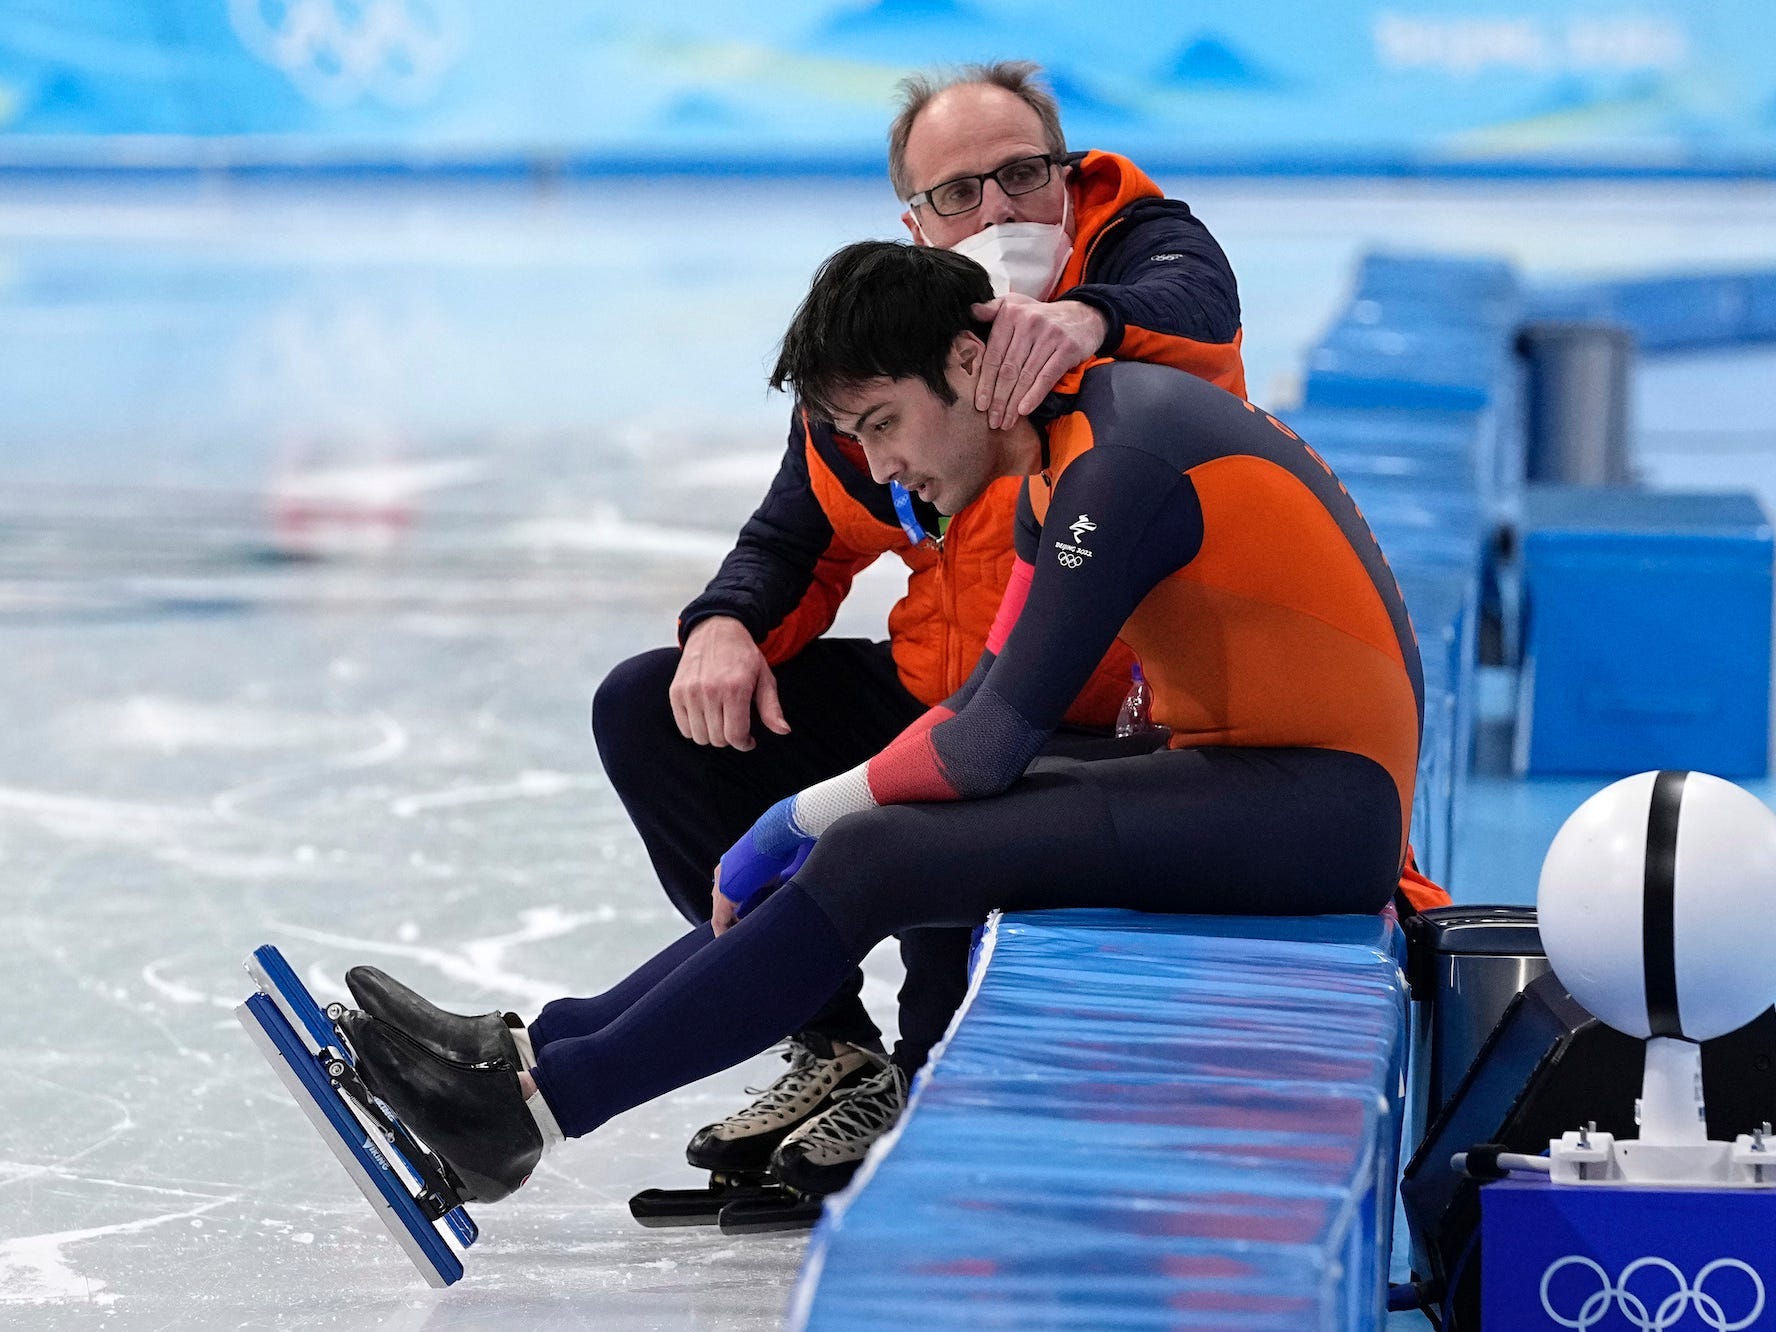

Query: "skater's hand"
left=671, top=617, right=790, bottom=751
left=712, top=869, right=740, bottom=936
left=971, top=295, right=1108, bottom=430
left=714, top=799, right=815, bottom=932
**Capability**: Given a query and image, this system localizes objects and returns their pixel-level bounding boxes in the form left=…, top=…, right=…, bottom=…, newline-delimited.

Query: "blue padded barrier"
left=1347, top=254, right=1522, bottom=341
left=1278, top=405, right=1491, bottom=492
left=1411, top=685, right=1455, bottom=884
left=1004, top=909, right=1404, bottom=948
left=1527, top=269, right=1776, bottom=351
left=1519, top=281, right=1619, bottom=331
left=1352, top=252, right=1520, bottom=312
left=1272, top=397, right=1489, bottom=872
left=1342, top=296, right=1519, bottom=345
left=1287, top=250, right=1510, bottom=880
left=1751, top=272, right=1776, bottom=342
left=1304, top=321, right=1507, bottom=414
left=1277, top=277, right=1501, bottom=879
left=791, top=912, right=1409, bottom=1331
left=1397, top=570, right=1482, bottom=883
left=1304, top=252, right=1528, bottom=505
left=1359, top=493, right=1489, bottom=581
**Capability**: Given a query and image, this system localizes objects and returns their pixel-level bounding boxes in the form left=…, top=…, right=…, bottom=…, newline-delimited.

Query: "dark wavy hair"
left=770, top=241, right=993, bottom=425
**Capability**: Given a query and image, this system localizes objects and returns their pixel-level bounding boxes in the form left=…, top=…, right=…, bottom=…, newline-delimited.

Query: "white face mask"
left=933, top=193, right=1074, bottom=300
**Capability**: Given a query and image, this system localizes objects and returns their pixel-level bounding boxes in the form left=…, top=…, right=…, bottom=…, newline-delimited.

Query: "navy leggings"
left=592, top=641, right=1135, bottom=1073
left=593, top=641, right=962, bottom=1063
left=529, top=744, right=1402, bottom=1138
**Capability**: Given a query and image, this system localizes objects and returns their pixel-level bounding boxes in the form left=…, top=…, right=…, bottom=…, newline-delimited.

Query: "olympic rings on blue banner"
left=1538, top=1254, right=1765, bottom=1332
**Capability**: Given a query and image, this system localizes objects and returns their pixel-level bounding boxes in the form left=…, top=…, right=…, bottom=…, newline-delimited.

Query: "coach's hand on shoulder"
left=972, top=295, right=1109, bottom=431
left=671, top=616, right=790, bottom=750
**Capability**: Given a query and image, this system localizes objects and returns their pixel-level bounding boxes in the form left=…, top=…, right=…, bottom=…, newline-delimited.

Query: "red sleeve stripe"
left=865, top=706, right=957, bottom=805
left=985, top=558, right=1035, bottom=656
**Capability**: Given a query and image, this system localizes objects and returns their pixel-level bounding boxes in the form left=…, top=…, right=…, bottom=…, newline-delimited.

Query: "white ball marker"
left=1536, top=771, right=1776, bottom=1183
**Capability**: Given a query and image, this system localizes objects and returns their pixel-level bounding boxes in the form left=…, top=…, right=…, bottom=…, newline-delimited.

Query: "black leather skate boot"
left=340, top=1011, right=543, bottom=1203
left=346, top=966, right=525, bottom=1069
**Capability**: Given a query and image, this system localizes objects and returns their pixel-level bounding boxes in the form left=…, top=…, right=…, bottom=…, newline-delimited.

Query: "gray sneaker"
left=770, top=1056, right=907, bottom=1196
left=685, top=1033, right=881, bottom=1174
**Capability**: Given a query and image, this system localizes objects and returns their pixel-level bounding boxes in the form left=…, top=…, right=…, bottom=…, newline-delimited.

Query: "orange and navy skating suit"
left=539, top=363, right=1445, bottom=1138
left=765, top=358, right=1443, bottom=912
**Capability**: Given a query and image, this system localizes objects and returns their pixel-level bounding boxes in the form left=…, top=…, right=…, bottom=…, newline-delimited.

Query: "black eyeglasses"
left=905, top=152, right=1080, bottom=217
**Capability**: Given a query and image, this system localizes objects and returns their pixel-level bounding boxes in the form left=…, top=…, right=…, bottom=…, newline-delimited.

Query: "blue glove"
left=717, top=797, right=815, bottom=910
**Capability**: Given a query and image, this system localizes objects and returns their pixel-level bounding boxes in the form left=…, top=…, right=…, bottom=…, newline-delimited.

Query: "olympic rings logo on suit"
left=1539, top=1254, right=1766, bottom=1331
left=1056, top=550, right=1084, bottom=569
left=229, top=0, right=466, bottom=108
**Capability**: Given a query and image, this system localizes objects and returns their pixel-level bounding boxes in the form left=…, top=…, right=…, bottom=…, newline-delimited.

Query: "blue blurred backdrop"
left=3, top=0, right=1775, bottom=174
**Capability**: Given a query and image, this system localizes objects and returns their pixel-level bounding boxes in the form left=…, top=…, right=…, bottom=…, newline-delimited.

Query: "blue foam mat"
left=793, top=912, right=1409, bottom=1331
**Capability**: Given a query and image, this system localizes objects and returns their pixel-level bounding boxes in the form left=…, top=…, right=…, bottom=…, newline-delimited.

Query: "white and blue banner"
left=2, top=1, right=1774, bottom=172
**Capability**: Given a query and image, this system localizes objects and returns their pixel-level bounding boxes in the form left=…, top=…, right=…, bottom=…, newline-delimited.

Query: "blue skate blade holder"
left=245, top=946, right=477, bottom=1251
left=247, top=944, right=340, bottom=1050
left=237, top=946, right=475, bottom=1287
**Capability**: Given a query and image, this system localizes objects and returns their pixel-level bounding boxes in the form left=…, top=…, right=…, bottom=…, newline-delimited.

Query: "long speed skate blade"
left=629, top=1176, right=783, bottom=1229
left=717, top=1194, right=824, bottom=1234
left=239, top=991, right=465, bottom=1287
left=247, top=945, right=477, bottom=1250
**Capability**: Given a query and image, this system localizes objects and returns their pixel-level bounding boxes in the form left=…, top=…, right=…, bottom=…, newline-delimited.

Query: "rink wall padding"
left=789, top=910, right=1410, bottom=1330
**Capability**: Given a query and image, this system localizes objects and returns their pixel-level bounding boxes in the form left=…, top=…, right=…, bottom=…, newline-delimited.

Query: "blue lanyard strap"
left=890, top=481, right=931, bottom=546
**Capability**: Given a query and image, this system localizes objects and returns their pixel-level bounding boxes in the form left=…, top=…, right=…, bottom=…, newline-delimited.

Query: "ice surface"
left=2, top=173, right=1772, bottom=1327
left=0, top=560, right=881, bottom=1326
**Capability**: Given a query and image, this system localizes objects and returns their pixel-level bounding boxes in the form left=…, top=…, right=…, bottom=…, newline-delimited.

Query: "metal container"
left=1517, top=320, right=1635, bottom=486
left=1407, top=905, right=1549, bottom=1136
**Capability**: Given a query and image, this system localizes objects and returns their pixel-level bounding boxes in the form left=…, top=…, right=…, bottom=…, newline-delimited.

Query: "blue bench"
left=791, top=911, right=1409, bottom=1331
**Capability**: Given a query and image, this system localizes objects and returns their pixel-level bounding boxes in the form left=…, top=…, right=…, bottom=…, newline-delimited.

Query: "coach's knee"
left=592, top=648, right=681, bottom=786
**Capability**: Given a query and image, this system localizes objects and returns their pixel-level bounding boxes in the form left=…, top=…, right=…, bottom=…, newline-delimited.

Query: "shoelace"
left=729, top=1042, right=828, bottom=1122
left=800, top=1063, right=905, bottom=1146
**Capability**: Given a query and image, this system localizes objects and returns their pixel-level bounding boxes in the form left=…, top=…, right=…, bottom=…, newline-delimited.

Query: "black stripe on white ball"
left=1642, top=769, right=1688, bottom=1040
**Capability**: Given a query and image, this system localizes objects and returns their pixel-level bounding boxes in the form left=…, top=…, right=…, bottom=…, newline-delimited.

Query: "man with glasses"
left=583, top=60, right=1244, bottom=1204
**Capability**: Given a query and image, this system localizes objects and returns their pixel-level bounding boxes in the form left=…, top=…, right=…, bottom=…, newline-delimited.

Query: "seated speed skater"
left=301, top=238, right=1447, bottom=1218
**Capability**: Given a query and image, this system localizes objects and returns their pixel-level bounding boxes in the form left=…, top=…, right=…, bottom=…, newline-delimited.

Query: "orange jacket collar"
left=1057, top=151, right=1165, bottom=292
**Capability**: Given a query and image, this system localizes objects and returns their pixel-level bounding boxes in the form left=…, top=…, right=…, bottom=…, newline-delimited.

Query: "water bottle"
left=1114, top=662, right=1155, bottom=739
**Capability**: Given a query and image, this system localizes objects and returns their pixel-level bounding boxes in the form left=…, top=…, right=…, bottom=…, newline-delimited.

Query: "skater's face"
left=827, top=332, right=1012, bottom=516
